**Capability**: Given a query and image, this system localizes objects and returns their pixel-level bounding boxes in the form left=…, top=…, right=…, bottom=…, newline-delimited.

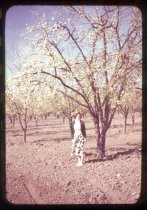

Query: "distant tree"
left=6, top=85, right=29, bottom=143
left=6, top=70, right=52, bottom=143
left=118, top=87, right=141, bottom=133
left=130, top=88, right=142, bottom=125
left=119, top=96, right=130, bottom=134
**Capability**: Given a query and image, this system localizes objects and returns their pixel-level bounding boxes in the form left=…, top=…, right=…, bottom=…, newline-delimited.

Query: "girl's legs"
left=71, top=139, right=75, bottom=156
left=75, top=133, right=84, bottom=166
left=76, top=156, right=82, bottom=166
left=76, top=153, right=84, bottom=166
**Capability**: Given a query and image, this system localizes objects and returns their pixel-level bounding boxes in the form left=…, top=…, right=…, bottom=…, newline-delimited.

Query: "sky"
left=5, top=5, right=100, bottom=54
left=5, top=5, right=67, bottom=77
left=5, top=5, right=142, bottom=79
left=5, top=6, right=64, bottom=54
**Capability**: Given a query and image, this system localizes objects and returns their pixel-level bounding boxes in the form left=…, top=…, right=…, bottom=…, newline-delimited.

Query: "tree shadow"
left=110, top=122, right=141, bottom=130
left=12, top=134, right=23, bottom=137
left=27, top=130, right=60, bottom=136
left=108, top=143, right=140, bottom=151
left=6, top=129, right=22, bottom=133
left=85, top=147, right=141, bottom=164
left=28, top=129, right=69, bottom=137
left=126, top=143, right=141, bottom=147
left=34, top=123, right=50, bottom=127
left=110, top=124, right=123, bottom=129
left=48, top=122, right=68, bottom=127
left=132, top=128, right=142, bottom=132
left=31, top=137, right=70, bottom=144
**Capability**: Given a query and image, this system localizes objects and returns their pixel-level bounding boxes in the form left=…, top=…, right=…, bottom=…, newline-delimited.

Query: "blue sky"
left=5, top=5, right=142, bottom=79
left=5, top=5, right=133, bottom=55
left=5, top=6, right=65, bottom=54
left=5, top=5, right=69, bottom=77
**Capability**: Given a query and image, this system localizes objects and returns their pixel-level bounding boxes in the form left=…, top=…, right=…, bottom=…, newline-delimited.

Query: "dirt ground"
left=5, top=113, right=141, bottom=204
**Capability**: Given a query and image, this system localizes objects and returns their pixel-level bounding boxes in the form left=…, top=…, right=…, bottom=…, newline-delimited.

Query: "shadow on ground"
left=85, top=147, right=141, bottom=164
left=31, top=137, right=71, bottom=144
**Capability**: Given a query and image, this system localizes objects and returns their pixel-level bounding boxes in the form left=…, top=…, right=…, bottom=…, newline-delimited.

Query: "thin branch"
left=42, top=25, right=92, bottom=106
left=57, top=89, right=88, bottom=109
left=102, top=31, right=109, bottom=85
left=62, top=25, right=90, bottom=68
left=121, top=25, right=141, bottom=50
left=97, top=91, right=105, bottom=127
left=41, top=70, right=95, bottom=114
left=107, top=77, right=126, bottom=127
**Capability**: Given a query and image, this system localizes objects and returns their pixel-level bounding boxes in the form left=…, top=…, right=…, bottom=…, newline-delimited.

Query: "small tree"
left=119, top=97, right=130, bottom=134
left=6, top=70, right=52, bottom=143
left=130, top=88, right=142, bottom=125
left=6, top=86, right=29, bottom=143
left=118, top=86, right=142, bottom=133
left=6, top=97, right=17, bottom=128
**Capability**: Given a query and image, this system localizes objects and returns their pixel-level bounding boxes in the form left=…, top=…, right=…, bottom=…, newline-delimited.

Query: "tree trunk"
left=12, top=115, right=15, bottom=127
left=117, top=110, right=120, bottom=116
left=131, top=113, right=135, bottom=125
left=29, top=115, right=32, bottom=121
left=96, top=134, right=106, bottom=159
left=140, top=108, right=142, bottom=117
left=94, top=121, right=106, bottom=160
left=124, top=114, right=128, bottom=133
left=34, top=117, right=39, bottom=129
left=9, top=115, right=13, bottom=124
left=62, top=115, right=65, bottom=123
left=23, top=128, right=27, bottom=143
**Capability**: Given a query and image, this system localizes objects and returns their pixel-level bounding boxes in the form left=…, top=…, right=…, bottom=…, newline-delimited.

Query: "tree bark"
left=29, top=115, right=32, bottom=121
left=124, top=113, right=128, bottom=133
left=94, top=120, right=106, bottom=160
left=131, top=111, right=135, bottom=125
left=23, top=128, right=27, bottom=143
left=12, top=115, right=15, bottom=127
left=62, top=115, right=65, bottom=123
left=34, top=117, right=39, bottom=129
left=8, top=115, right=13, bottom=124
left=99, top=131, right=107, bottom=159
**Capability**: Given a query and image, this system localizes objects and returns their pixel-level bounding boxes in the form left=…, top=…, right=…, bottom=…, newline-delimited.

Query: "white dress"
left=72, top=119, right=84, bottom=156
left=74, top=119, right=81, bottom=133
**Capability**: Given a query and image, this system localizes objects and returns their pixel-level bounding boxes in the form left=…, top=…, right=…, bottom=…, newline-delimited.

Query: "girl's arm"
left=81, top=121, right=86, bottom=138
left=70, top=121, right=74, bottom=139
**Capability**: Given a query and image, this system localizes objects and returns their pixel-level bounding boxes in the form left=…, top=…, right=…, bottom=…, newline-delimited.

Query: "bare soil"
left=5, top=113, right=141, bottom=204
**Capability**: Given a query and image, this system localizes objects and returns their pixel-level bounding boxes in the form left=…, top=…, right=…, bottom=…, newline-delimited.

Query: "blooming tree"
left=22, top=6, right=141, bottom=158
left=117, top=87, right=141, bottom=133
left=6, top=49, right=56, bottom=142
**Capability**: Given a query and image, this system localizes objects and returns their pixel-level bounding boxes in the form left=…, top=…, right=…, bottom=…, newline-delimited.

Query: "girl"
left=70, top=113, right=86, bottom=166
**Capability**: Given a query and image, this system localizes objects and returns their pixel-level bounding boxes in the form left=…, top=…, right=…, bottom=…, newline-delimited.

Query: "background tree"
left=6, top=77, right=31, bottom=143
left=119, top=87, right=141, bottom=133
left=119, top=92, right=131, bottom=134
left=6, top=65, right=55, bottom=143
left=6, top=91, right=17, bottom=128
left=130, top=88, right=142, bottom=125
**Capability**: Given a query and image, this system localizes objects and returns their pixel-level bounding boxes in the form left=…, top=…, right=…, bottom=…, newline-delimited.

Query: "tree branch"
left=62, top=24, right=90, bottom=68
left=41, top=70, right=95, bottom=115
left=56, top=89, right=88, bottom=109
